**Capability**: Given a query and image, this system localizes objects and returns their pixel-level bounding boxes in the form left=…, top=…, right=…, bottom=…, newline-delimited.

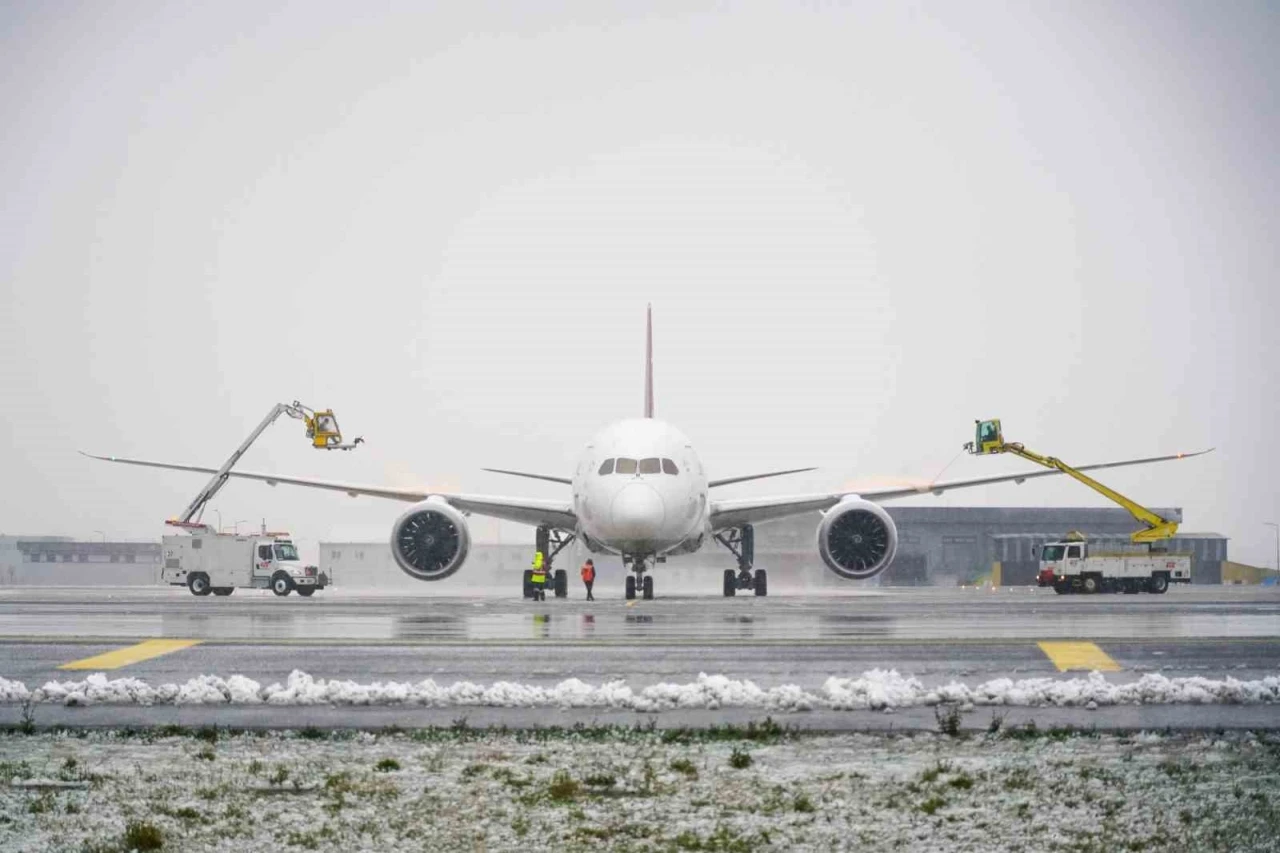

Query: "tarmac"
left=0, top=584, right=1276, bottom=731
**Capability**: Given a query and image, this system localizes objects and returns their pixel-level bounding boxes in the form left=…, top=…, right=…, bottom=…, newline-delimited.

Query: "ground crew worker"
left=530, top=550, right=547, bottom=601
left=580, top=559, right=596, bottom=601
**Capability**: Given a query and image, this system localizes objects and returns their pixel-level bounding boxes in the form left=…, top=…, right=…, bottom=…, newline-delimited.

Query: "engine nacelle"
left=817, top=498, right=898, bottom=581
left=390, top=498, right=470, bottom=582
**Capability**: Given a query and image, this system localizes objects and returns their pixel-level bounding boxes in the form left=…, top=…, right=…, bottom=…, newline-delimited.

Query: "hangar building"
left=0, top=535, right=161, bottom=586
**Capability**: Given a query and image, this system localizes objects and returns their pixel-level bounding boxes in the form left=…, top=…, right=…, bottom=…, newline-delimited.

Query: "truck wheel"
left=212, top=588, right=233, bottom=597
left=1053, top=580, right=1070, bottom=595
left=188, top=573, right=212, bottom=597
left=296, top=587, right=314, bottom=597
left=271, top=573, right=293, bottom=597
left=1149, top=574, right=1169, bottom=595
left=1082, top=576, right=1099, bottom=594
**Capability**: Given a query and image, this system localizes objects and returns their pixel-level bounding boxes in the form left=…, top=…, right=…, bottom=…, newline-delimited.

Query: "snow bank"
left=4, top=669, right=1277, bottom=710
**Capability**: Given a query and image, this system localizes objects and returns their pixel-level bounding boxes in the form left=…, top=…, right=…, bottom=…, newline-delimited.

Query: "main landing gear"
left=624, top=554, right=655, bottom=601
left=523, top=525, right=574, bottom=600
left=715, top=525, right=767, bottom=597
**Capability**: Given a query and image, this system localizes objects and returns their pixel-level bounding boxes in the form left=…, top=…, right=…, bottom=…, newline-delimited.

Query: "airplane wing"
left=480, top=468, right=574, bottom=486
left=709, top=449, right=1213, bottom=531
left=707, top=468, right=817, bottom=488
left=80, top=453, right=578, bottom=531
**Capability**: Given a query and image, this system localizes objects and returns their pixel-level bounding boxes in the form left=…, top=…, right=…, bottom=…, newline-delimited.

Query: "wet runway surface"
left=0, top=586, right=1276, bottom=730
left=0, top=585, right=1277, bottom=643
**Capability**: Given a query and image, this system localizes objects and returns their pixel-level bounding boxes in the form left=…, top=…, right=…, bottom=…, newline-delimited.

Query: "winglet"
left=644, top=303, right=654, bottom=419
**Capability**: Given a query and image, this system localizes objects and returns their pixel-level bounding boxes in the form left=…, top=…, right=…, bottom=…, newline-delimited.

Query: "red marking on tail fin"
left=644, top=304, right=654, bottom=418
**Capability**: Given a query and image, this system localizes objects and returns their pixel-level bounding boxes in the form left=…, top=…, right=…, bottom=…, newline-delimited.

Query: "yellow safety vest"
left=532, top=552, right=545, bottom=570
left=531, top=570, right=546, bottom=584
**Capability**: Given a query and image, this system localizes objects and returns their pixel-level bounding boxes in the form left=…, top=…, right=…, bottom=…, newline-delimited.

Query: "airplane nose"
left=610, top=483, right=666, bottom=539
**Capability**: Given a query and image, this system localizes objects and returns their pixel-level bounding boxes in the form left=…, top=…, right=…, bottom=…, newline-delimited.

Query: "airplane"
left=86, top=307, right=1210, bottom=600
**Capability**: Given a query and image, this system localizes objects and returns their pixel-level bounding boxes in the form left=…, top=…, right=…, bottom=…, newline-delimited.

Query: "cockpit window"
left=662, top=458, right=679, bottom=475
left=639, top=457, right=661, bottom=475
left=273, top=543, right=299, bottom=561
left=615, top=458, right=637, bottom=475
left=597, top=458, right=614, bottom=475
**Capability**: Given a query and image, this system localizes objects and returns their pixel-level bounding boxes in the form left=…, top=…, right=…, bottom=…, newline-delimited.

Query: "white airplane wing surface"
left=80, top=453, right=578, bottom=531
left=709, top=449, right=1212, bottom=531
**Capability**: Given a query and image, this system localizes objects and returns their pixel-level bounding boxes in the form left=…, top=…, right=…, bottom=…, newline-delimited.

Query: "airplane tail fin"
left=644, top=304, right=654, bottom=418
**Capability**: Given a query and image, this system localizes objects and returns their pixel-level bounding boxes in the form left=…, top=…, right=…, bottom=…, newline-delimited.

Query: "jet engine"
left=390, top=498, right=470, bottom=581
left=817, top=498, right=898, bottom=580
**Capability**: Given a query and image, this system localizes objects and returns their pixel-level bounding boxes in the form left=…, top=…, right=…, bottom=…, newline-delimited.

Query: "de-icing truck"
left=161, top=531, right=327, bottom=597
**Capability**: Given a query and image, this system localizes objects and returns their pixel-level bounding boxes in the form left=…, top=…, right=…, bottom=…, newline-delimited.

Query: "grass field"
left=1, top=722, right=1277, bottom=851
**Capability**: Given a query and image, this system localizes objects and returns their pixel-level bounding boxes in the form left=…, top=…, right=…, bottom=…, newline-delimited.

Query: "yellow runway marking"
left=59, top=639, right=203, bottom=671
left=1037, top=641, right=1121, bottom=672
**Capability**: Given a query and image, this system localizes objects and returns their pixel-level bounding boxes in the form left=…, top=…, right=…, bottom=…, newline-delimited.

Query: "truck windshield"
left=273, top=544, right=299, bottom=561
left=1041, top=545, right=1065, bottom=561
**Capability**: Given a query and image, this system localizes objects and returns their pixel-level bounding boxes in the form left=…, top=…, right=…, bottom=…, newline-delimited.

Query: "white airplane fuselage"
left=571, top=418, right=709, bottom=560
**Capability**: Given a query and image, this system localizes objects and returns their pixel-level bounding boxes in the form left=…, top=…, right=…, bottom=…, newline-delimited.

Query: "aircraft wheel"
left=271, top=573, right=293, bottom=597
left=523, top=570, right=534, bottom=599
left=723, top=570, right=736, bottom=598
left=753, top=570, right=768, bottom=597
left=554, top=569, right=568, bottom=598
left=642, top=575, right=654, bottom=600
left=625, top=575, right=636, bottom=600
left=188, top=573, right=212, bottom=597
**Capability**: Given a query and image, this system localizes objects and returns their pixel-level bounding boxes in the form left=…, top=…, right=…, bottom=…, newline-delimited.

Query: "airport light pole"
left=1266, top=522, right=1280, bottom=572
left=232, top=520, right=249, bottom=536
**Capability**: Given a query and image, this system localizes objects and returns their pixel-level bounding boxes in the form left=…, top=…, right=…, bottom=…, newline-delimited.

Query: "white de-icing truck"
left=1035, top=536, right=1192, bottom=595
left=162, top=531, right=327, bottom=597
left=126, top=399, right=361, bottom=599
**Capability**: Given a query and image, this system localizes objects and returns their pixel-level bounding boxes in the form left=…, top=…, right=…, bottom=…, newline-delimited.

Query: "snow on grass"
left=1, top=669, right=1277, bottom=711
left=0, top=726, right=1277, bottom=851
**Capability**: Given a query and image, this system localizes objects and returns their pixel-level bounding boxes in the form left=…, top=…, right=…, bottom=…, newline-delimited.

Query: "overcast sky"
left=2, top=2, right=1276, bottom=566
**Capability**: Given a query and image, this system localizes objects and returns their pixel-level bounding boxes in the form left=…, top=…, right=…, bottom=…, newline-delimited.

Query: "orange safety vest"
left=580, top=564, right=595, bottom=583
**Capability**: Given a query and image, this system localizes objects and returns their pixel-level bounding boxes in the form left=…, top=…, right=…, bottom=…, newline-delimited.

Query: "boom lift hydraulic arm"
left=171, top=401, right=363, bottom=528
left=964, top=419, right=1181, bottom=544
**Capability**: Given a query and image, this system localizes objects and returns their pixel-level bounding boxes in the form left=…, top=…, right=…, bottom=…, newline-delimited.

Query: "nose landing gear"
left=624, top=554, right=655, bottom=600
left=715, top=525, right=768, bottom=597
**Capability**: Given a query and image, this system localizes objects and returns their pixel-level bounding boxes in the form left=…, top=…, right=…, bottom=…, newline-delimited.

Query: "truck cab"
left=253, top=537, right=325, bottom=595
left=1036, top=539, right=1085, bottom=587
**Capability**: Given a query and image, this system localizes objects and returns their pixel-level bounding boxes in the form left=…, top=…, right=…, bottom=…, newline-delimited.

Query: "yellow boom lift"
left=964, top=419, right=1179, bottom=546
